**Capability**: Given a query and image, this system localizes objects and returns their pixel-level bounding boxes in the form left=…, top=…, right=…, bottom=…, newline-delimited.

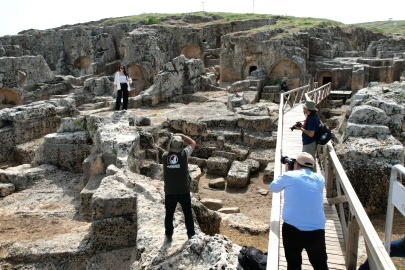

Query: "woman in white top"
left=114, top=65, right=132, bottom=112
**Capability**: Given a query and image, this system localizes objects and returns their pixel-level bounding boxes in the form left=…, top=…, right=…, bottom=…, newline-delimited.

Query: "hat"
left=169, top=136, right=184, bottom=153
left=303, top=100, right=318, bottom=112
left=296, top=152, right=314, bottom=168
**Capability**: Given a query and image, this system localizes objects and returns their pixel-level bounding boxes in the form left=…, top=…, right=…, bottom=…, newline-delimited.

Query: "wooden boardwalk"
left=279, top=104, right=346, bottom=270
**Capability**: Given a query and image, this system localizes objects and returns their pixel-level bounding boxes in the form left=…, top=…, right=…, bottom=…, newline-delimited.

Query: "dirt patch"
left=198, top=170, right=272, bottom=222
left=367, top=209, right=405, bottom=269
left=198, top=169, right=272, bottom=252
left=0, top=214, right=90, bottom=242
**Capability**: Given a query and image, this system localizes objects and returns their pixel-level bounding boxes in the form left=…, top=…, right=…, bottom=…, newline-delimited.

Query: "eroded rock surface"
left=335, top=82, right=405, bottom=214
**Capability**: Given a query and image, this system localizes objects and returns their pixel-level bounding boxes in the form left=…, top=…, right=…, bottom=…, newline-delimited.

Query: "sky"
left=0, top=0, right=404, bottom=37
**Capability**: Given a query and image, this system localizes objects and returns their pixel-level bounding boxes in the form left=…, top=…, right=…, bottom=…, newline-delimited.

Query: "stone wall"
left=220, top=32, right=309, bottom=82
left=335, top=82, right=405, bottom=214
left=0, top=97, right=78, bottom=163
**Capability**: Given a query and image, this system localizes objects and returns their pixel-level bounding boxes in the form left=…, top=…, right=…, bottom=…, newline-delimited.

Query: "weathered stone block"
left=209, top=178, right=226, bottom=189
left=82, top=151, right=104, bottom=187
left=243, top=130, right=277, bottom=148
left=0, top=183, right=15, bottom=197
left=248, top=149, right=276, bottom=169
left=336, top=136, right=403, bottom=214
left=261, top=93, right=274, bottom=101
left=244, top=91, right=260, bottom=104
left=32, top=132, right=91, bottom=172
left=92, top=178, right=137, bottom=220
left=80, top=173, right=104, bottom=214
left=212, top=150, right=237, bottom=161
left=207, top=157, right=231, bottom=176
left=191, top=197, right=221, bottom=235
left=218, top=207, right=240, bottom=214
left=243, top=159, right=260, bottom=173
left=345, top=123, right=390, bottom=138
left=188, top=156, right=207, bottom=168
left=263, top=162, right=275, bottom=182
left=228, top=92, right=245, bottom=108
left=92, top=216, right=137, bottom=251
left=348, top=105, right=388, bottom=125
left=227, top=161, right=252, bottom=188
left=263, top=85, right=280, bottom=93
left=200, top=198, right=223, bottom=211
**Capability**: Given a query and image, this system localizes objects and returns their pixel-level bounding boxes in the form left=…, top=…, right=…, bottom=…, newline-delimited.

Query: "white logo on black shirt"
left=167, top=154, right=180, bottom=169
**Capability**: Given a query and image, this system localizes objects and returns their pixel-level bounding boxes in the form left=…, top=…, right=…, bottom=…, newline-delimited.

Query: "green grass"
left=248, top=16, right=343, bottom=34
left=353, top=20, right=405, bottom=34
left=103, top=12, right=276, bottom=25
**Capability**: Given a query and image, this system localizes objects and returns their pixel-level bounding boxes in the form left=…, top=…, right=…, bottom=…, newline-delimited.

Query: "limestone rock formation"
left=0, top=97, right=78, bottom=163
left=335, top=82, right=405, bottom=214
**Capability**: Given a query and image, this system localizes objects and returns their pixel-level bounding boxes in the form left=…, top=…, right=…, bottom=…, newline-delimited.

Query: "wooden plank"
left=328, top=195, right=348, bottom=205
left=345, top=214, right=360, bottom=270
left=326, top=155, right=334, bottom=198
left=319, top=148, right=329, bottom=161
left=276, top=103, right=346, bottom=270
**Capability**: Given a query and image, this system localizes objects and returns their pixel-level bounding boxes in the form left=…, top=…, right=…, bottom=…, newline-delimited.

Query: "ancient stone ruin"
left=0, top=14, right=405, bottom=268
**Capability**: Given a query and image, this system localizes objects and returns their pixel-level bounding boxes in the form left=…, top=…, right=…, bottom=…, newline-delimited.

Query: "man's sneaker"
left=164, top=235, right=172, bottom=243
left=122, top=109, right=127, bottom=112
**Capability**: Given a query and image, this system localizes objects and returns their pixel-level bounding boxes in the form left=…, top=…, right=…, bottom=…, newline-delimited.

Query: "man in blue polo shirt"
left=270, top=152, right=328, bottom=270
left=296, top=100, right=319, bottom=172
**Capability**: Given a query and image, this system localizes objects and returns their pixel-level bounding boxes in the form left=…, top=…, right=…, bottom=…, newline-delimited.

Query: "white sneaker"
left=122, top=109, right=127, bottom=112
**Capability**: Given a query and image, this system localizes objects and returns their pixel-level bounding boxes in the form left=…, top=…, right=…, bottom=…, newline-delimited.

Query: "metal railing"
left=266, top=81, right=395, bottom=269
left=383, top=165, right=405, bottom=266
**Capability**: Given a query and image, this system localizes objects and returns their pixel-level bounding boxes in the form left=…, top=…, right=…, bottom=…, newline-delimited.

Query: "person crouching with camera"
left=270, top=152, right=328, bottom=270
left=162, top=133, right=196, bottom=242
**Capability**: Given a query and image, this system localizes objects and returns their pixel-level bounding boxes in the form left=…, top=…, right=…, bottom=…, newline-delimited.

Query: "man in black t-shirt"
left=162, top=133, right=196, bottom=242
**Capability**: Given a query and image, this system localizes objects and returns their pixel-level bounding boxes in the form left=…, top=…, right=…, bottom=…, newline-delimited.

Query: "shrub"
left=142, top=16, right=160, bottom=25
left=230, top=21, right=237, bottom=26
left=352, top=44, right=358, bottom=51
left=371, top=27, right=384, bottom=33
left=267, top=77, right=282, bottom=86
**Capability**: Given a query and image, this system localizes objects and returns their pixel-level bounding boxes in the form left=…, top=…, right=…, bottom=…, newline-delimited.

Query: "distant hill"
left=27, top=12, right=404, bottom=36
left=353, top=20, right=405, bottom=35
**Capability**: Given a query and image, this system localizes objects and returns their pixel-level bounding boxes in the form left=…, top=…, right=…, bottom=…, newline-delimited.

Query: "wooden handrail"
left=267, top=90, right=284, bottom=269
left=267, top=81, right=395, bottom=269
left=324, top=143, right=395, bottom=269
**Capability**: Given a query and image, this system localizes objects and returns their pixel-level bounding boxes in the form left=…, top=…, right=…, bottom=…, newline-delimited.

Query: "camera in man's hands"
left=281, top=156, right=296, bottom=171
left=290, top=121, right=302, bottom=131
left=167, top=132, right=173, bottom=139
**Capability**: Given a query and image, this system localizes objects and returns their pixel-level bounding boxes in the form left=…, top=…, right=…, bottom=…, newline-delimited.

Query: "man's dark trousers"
left=165, top=193, right=195, bottom=238
left=282, top=223, right=328, bottom=270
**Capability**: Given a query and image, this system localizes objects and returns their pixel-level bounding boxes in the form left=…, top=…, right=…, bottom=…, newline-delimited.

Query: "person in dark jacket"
left=295, top=100, right=319, bottom=172
left=359, top=237, right=405, bottom=270
left=162, top=133, right=196, bottom=242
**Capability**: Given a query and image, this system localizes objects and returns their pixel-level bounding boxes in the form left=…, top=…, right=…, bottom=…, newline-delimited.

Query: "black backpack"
left=316, top=122, right=332, bottom=145
left=308, top=114, right=332, bottom=145
left=238, top=246, right=267, bottom=270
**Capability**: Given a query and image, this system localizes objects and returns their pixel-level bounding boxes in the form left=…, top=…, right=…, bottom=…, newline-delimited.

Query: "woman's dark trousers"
left=164, top=193, right=195, bottom=239
left=115, top=83, right=128, bottom=110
